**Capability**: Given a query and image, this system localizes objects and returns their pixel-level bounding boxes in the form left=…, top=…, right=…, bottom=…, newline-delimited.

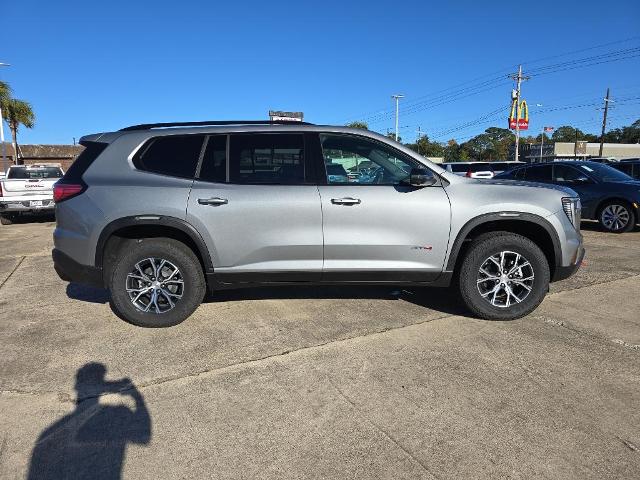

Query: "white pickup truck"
left=0, top=164, right=64, bottom=225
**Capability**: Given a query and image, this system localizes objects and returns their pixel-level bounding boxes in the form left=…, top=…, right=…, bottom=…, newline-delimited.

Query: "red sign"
left=509, top=118, right=529, bottom=130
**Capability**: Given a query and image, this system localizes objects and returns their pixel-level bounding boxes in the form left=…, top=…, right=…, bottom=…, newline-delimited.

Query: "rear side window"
left=63, top=141, right=107, bottom=183
left=229, top=134, right=305, bottom=184
left=134, top=135, right=204, bottom=179
left=449, top=163, right=468, bottom=173
left=8, top=167, right=63, bottom=179
left=525, top=165, right=552, bottom=182
left=467, top=163, right=493, bottom=173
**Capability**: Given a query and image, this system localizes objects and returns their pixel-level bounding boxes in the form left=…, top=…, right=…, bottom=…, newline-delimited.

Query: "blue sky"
left=2, top=0, right=639, bottom=145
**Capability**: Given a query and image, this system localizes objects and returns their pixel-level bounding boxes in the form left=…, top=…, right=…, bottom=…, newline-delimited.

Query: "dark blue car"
left=495, top=161, right=640, bottom=233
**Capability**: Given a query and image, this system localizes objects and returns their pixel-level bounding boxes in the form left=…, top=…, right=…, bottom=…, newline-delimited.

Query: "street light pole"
left=391, top=94, right=404, bottom=142
left=0, top=63, right=9, bottom=175
left=509, top=65, right=529, bottom=162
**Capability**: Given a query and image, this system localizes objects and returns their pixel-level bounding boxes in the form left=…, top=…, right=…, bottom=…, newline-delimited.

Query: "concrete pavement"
left=0, top=219, right=638, bottom=479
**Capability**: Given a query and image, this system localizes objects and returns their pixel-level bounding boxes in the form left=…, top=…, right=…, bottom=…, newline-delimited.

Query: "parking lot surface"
left=1, top=219, right=639, bottom=479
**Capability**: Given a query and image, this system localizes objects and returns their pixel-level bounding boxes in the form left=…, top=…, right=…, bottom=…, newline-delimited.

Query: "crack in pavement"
left=323, top=374, right=441, bottom=480
left=0, top=312, right=455, bottom=404
left=0, top=256, right=25, bottom=290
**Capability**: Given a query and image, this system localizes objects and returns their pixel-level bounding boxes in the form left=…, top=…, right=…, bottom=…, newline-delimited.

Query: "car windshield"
left=578, top=163, right=633, bottom=182
left=7, top=167, right=63, bottom=179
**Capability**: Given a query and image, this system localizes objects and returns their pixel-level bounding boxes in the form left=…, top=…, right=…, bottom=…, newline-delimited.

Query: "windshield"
left=8, top=167, right=64, bottom=179
left=578, top=163, right=633, bottom=182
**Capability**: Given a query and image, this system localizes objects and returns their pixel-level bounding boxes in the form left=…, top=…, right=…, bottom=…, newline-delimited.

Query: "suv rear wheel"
left=458, top=232, right=550, bottom=320
left=108, top=238, right=206, bottom=327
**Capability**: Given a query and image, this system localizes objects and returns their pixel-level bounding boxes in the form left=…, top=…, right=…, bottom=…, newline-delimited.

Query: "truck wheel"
left=0, top=215, right=14, bottom=225
left=108, top=238, right=206, bottom=327
left=598, top=201, right=635, bottom=233
left=458, top=233, right=550, bottom=320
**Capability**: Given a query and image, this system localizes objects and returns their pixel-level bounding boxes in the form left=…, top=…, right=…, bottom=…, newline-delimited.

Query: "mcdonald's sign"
left=508, top=99, right=529, bottom=130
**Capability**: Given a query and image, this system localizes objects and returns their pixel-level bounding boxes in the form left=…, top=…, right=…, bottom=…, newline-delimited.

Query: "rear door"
left=315, top=133, right=451, bottom=282
left=186, top=132, right=323, bottom=283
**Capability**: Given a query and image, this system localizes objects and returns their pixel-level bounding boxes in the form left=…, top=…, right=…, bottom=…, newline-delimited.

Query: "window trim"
left=194, top=134, right=228, bottom=184
left=316, top=132, right=427, bottom=187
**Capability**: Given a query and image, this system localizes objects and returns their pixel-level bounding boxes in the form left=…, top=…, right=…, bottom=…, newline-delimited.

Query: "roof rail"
left=119, top=120, right=314, bottom=131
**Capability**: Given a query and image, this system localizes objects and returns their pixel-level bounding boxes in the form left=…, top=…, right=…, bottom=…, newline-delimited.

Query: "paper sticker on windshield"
left=580, top=165, right=594, bottom=172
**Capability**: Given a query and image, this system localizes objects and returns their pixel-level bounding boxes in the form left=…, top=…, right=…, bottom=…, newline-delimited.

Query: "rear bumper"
left=552, top=244, right=585, bottom=281
left=0, top=199, right=55, bottom=213
left=52, top=249, right=103, bottom=287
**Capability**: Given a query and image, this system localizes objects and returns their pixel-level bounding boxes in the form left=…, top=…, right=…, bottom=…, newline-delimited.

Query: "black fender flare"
left=445, top=212, right=562, bottom=273
left=94, top=215, right=214, bottom=272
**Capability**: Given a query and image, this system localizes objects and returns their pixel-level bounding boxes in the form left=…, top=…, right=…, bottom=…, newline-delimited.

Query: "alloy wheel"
left=126, top=258, right=184, bottom=314
left=476, top=250, right=535, bottom=308
left=601, top=204, right=630, bottom=231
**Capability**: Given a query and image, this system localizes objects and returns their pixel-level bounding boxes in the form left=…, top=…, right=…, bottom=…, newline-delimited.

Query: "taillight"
left=53, top=183, right=85, bottom=203
left=0, top=181, right=3, bottom=197
left=465, top=170, right=472, bottom=177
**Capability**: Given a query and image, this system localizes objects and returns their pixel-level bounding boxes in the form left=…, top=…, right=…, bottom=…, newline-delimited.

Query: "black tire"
left=0, top=215, right=14, bottom=225
left=598, top=201, right=635, bottom=233
left=457, top=232, right=550, bottom=320
left=108, top=238, right=206, bottom=327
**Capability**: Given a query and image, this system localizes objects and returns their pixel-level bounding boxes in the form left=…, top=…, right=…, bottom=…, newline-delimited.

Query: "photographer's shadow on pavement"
left=27, top=363, right=151, bottom=480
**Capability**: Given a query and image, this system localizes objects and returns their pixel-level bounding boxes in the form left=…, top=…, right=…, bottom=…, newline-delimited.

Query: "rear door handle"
left=331, top=197, right=361, bottom=205
left=198, top=197, right=228, bottom=206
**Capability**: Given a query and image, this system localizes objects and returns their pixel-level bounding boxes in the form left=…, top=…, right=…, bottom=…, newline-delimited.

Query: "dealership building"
left=517, top=142, right=640, bottom=162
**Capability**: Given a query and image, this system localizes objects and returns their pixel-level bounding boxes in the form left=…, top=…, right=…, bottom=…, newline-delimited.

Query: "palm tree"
left=1, top=98, right=35, bottom=165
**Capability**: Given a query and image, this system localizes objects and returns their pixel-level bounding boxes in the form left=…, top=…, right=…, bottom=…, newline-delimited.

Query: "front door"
left=186, top=133, right=323, bottom=283
left=316, top=133, right=451, bottom=282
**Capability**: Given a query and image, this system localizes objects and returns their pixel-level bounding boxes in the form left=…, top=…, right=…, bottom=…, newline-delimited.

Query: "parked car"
left=620, top=157, right=640, bottom=163
left=442, top=162, right=495, bottom=178
left=587, top=157, right=618, bottom=163
left=611, top=159, right=640, bottom=180
left=490, top=161, right=525, bottom=175
left=0, top=164, right=64, bottom=225
left=495, top=161, right=640, bottom=233
left=53, top=121, right=583, bottom=327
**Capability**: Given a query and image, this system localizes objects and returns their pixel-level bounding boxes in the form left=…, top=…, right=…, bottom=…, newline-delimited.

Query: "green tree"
left=386, top=132, right=402, bottom=143
left=406, top=135, right=444, bottom=157
left=1, top=98, right=35, bottom=165
left=550, top=126, right=596, bottom=143
left=345, top=121, right=368, bottom=130
left=0, top=81, right=11, bottom=102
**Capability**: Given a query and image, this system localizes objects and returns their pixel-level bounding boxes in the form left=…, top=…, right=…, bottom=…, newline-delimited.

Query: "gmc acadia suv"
left=52, top=121, right=584, bottom=327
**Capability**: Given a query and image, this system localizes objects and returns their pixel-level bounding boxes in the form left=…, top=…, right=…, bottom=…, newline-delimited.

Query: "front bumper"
left=552, top=243, right=585, bottom=281
left=0, top=199, right=55, bottom=213
left=52, top=249, right=103, bottom=288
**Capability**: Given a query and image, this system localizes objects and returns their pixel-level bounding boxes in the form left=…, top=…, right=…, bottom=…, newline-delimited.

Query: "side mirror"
left=409, top=168, right=436, bottom=187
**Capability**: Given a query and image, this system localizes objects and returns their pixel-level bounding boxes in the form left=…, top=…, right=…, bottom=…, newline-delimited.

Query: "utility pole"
left=509, top=65, right=530, bottom=162
left=539, top=127, right=544, bottom=162
left=599, top=87, right=610, bottom=157
left=391, top=94, right=404, bottom=142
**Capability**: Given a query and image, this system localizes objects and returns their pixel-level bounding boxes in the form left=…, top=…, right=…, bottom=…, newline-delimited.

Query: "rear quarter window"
left=134, top=135, right=204, bottom=179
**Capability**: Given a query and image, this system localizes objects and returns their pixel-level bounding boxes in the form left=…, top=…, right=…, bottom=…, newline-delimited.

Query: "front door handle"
left=198, top=197, right=228, bottom=206
left=331, top=197, right=361, bottom=205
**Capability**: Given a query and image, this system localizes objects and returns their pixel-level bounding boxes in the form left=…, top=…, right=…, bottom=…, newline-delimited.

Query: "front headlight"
left=562, top=197, right=581, bottom=229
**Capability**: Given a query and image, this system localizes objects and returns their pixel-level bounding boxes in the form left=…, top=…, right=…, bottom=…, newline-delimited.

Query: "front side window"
left=320, top=134, right=418, bottom=185
left=134, top=135, right=204, bottom=178
left=553, top=165, right=589, bottom=183
left=229, top=134, right=305, bottom=184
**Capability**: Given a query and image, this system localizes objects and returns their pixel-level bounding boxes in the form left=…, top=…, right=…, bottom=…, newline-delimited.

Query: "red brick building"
left=1, top=144, right=84, bottom=172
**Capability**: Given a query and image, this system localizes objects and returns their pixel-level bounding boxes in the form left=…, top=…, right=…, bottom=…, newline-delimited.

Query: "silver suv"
left=52, top=121, right=584, bottom=327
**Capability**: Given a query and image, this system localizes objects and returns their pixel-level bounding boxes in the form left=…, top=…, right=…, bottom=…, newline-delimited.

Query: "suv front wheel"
left=109, top=238, right=206, bottom=327
left=458, top=232, right=550, bottom=320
